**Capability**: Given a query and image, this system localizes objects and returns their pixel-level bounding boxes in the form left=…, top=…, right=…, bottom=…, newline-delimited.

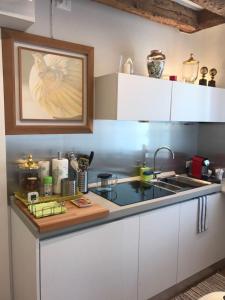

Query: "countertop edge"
left=10, top=182, right=222, bottom=240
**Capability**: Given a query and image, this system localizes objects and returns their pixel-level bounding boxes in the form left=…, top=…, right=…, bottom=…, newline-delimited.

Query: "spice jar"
left=18, top=154, right=40, bottom=196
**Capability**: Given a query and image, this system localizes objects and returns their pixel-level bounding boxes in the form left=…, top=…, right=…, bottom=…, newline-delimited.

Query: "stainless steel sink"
left=152, top=175, right=211, bottom=193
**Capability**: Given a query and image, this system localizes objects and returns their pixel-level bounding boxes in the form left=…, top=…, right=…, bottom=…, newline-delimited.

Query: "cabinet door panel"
left=171, top=82, right=210, bottom=122
left=138, top=204, right=180, bottom=300
left=117, top=74, right=172, bottom=121
left=207, top=87, right=225, bottom=122
left=40, top=216, right=139, bottom=300
left=178, top=193, right=225, bottom=282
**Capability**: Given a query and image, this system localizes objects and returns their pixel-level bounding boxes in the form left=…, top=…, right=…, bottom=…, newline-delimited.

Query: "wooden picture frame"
left=2, top=28, right=94, bottom=134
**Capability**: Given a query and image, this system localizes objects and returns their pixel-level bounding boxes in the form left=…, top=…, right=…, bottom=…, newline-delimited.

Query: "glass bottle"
left=182, top=53, right=199, bottom=84
left=43, top=176, right=53, bottom=196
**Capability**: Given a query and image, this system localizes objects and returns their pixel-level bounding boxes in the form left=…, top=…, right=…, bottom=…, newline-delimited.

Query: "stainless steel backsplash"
left=6, top=121, right=199, bottom=194
left=198, top=123, right=225, bottom=167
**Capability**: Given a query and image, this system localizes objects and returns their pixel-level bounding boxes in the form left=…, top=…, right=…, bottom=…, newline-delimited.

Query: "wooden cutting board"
left=16, top=199, right=109, bottom=233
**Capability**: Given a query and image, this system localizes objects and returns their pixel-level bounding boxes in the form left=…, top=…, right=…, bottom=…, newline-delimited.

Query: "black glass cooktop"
left=90, top=180, right=174, bottom=206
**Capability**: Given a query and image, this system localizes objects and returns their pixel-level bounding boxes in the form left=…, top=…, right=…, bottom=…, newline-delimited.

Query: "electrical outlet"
left=145, top=152, right=151, bottom=159
left=185, top=160, right=191, bottom=168
left=55, top=0, right=71, bottom=11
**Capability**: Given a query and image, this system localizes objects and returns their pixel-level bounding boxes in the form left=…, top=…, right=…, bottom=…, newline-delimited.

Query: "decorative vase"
left=147, top=50, right=166, bottom=79
left=182, top=53, right=199, bottom=84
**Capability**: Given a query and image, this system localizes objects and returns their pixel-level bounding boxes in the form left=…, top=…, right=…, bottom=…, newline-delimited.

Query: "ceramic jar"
left=147, top=50, right=166, bottom=78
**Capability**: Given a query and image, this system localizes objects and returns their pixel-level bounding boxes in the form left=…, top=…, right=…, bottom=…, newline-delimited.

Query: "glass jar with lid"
left=147, top=50, right=166, bottom=78
left=182, top=53, right=199, bottom=83
left=18, top=154, right=40, bottom=196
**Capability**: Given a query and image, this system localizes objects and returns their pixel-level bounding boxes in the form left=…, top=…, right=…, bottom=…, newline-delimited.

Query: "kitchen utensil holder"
left=78, top=170, right=88, bottom=194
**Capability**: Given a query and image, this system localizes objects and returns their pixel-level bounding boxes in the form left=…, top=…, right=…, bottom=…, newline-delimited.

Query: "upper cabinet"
left=0, top=0, right=35, bottom=31
left=95, top=73, right=225, bottom=123
left=95, top=73, right=172, bottom=121
left=171, top=81, right=225, bottom=122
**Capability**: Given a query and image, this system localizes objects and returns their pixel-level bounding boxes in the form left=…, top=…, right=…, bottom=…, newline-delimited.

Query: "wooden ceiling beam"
left=197, top=9, right=225, bottom=31
left=93, top=0, right=225, bottom=33
left=190, top=0, right=225, bottom=17
left=93, top=0, right=198, bottom=33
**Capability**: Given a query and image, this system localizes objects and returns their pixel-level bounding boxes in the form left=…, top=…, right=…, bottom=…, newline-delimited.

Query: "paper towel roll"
left=38, top=161, right=50, bottom=181
left=52, top=158, right=68, bottom=194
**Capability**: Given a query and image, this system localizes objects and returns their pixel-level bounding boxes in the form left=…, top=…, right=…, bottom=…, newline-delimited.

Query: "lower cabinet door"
left=177, top=193, right=225, bottom=282
left=138, top=204, right=180, bottom=300
left=40, top=216, right=139, bottom=300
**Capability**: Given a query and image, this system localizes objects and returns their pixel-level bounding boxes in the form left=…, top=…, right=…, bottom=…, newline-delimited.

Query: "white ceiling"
left=172, top=0, right=203, bottom=10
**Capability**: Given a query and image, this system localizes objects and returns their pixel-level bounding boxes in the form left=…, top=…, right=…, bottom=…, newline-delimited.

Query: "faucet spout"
left=153, top=146, right=175, bottom=176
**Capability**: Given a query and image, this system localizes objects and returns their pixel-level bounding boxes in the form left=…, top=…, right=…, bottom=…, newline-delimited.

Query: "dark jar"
left=18, top=154, right=40, bottom=196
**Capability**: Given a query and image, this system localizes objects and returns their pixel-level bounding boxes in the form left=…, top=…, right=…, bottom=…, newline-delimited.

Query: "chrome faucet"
left=153, top=146, right=175, bottom=177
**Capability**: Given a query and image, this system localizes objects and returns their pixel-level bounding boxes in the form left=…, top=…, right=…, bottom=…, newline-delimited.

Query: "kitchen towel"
left=197, top=195, right=208, bottom=233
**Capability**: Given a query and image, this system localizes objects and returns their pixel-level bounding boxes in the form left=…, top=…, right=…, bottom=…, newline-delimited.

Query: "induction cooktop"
left=90, top=180, right=175, bottom=206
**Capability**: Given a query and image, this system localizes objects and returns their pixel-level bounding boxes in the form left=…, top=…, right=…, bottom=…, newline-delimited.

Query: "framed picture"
left=2, top=29, right=94, bottom=134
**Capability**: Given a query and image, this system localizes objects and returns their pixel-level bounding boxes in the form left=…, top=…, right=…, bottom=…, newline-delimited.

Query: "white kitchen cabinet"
left=138, top=204, right=180, bottom=300
left=11, top=210, right=40, bottom=300
left=0, top=0, right=35, bottom=31
left=40, top=216, right=139, bottom=300
left=171, top=81, right=225, bottom=122
left=11, top=192, right=225, bottom=300
left=95, top=73, right=225, bottom=122
left=95, top=73, right=172, bottom=121
left=177, top=193, right=225, bottom=282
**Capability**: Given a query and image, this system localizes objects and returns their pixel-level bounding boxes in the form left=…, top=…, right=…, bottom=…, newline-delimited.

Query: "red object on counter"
left=169, top=75, right=177, bottom=81
left=192, top=155, right=204, bottom=179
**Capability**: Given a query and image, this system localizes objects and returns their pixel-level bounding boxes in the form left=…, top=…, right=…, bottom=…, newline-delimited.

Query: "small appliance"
left=191, top=155, right=210, bottom=180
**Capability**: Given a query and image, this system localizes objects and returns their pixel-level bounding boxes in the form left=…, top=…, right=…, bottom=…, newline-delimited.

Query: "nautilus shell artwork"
left=29, top=52, right=83, bottom=119
left=19, top=48, right=84, bottom=120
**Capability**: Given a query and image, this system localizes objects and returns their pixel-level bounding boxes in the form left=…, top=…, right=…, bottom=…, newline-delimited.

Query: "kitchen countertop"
left=11, top=176, right=222, bottom=240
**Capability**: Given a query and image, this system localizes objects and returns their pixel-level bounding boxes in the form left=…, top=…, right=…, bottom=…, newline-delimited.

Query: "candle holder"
left=199, top=66, right=208, bottom=86
left=208, top=68, right=217, bottom=87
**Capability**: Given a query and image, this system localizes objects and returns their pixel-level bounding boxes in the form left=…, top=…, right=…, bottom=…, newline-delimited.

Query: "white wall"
left=27, top=0, right=197, bottom=80
left=192, top=24, right=225, bottom=88
left=27, top=0, right=225, bottom=85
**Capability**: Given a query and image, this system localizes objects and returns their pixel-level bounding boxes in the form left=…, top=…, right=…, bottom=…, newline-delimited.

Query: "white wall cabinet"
left=171, top=82, right=225, bottom=122
left=0, top=0, right=35, bottom=31
left=138, top=204, right=180, bottom=300
left=171, top=82, right=211, bottom=122
left=95, top=73, right=172, bottom=121
left=95, top=73, right=225, bottom=123
left=177, top=193, right=225, bottom=282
